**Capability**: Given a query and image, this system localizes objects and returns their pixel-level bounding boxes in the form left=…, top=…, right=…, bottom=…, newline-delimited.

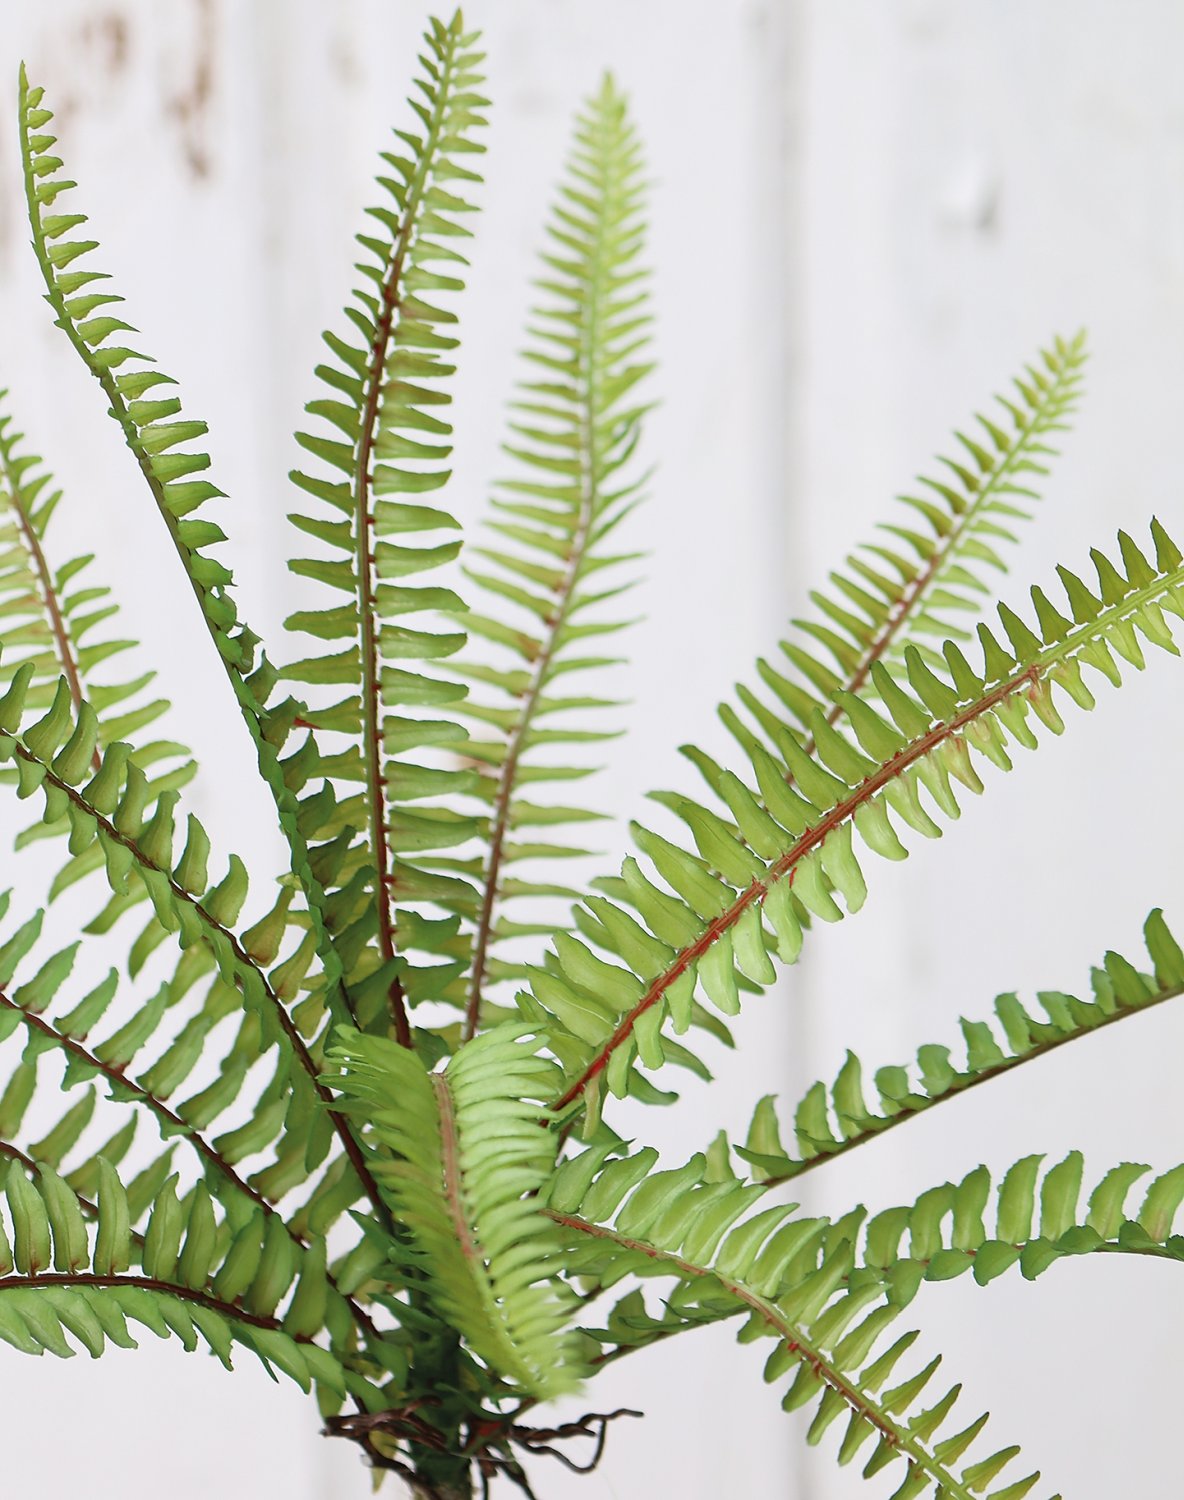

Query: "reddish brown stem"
left=551, top=666, right=1040, bottom=1113
left=0, top=1270, right=299, bottom=1335
left=352, top=42, right=460, bottom=1051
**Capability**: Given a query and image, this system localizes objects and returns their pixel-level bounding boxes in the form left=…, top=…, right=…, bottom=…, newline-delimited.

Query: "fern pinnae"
left=547, top=1158, right=1047, bottom=1499
left=461, top=75, right=652, bottom=1039
left=536, top=520, right=1184, bottom=1117
left=0, top=398, right=192, bottom=789
left=733, top=908, right=1184, bottom=1184
left=0, top=685, right=387, bottom=1223
left=0, top=408, right=90, bottom=741
left=327, top=1021, right=582, bottom=1397
left=17, top=68, right=361, bottom=1047
left=0, top=1161, right=373, bottom=1403
left=283, top=13, right=488, bottom=1041
left=734, top=333, right=1086, bottom=788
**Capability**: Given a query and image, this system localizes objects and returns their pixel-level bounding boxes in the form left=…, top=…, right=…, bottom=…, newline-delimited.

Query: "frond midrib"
left=551, top=552, right=1184, bottom=1112
left=354, top=30, right=464, bottom=1049
left=548, top=1209, right=984, bottom=1500
left=463, top=112, right=620, bottom=1041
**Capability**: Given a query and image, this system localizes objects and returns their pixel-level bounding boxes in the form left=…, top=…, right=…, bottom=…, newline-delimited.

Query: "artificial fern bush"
left=0, top=11, right=1180, bottom=1499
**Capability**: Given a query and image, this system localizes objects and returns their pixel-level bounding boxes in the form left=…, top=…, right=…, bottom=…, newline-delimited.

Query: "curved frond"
left=725, top=333, right=1087, bottom=788
left=327, top=1021, right=582, bottom=1397
left=0, top=1155, right=368, bottom=1410
left=458, top=73, right=652, bottom=1038
left=522, top=522, right=1184, bottom=1124
left=0, top=674, right=383, bottom=1217
left=545, top=1147, right=1054, bottom=1499
left=0, top=398, right=189, bottom=774
left=731, top=908, right=1184, bottom=1182
left=17, top=67, right=359, bottom=1043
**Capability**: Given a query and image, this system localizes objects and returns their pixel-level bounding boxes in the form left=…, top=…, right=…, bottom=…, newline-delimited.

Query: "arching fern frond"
left=0, top=1155, right=368, bottom=1410
left=281, top=14, right=488, bottom=1046
left=524, top=521, right=1184, bottom=1125
left=846, top=1150, right=1184, bottom=1303
left=18, top=68, right=357, bottom=1044
left=731, top=907, right=1184, bottom=1183
left=724, top=333, right=1087, bottom=786
left=458, top=74, right=652, bottom=1039
left=545, top=1147, right=1052, bottom=1499
left=326, top=1021, right=582, bottom=1397
left=0, top=673, right=383, bottom=1218
left=0, top=398, right=195, bottom=889
left=0, top=398, right=187, bottom=770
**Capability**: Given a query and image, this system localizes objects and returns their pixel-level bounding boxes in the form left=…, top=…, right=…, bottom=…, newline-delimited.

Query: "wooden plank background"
left=0, top=3, right=1180, bottom=1496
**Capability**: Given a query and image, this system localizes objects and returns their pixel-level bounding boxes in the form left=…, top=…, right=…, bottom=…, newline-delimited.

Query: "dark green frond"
left=280, top=14, right=488, bottom=1046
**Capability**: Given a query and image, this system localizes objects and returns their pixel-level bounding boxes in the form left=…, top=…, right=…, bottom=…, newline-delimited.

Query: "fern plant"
left=0, top=12, right=1179, bottom=1499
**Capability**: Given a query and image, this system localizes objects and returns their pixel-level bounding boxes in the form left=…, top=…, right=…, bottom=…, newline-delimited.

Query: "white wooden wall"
left=0, top=3, right=1181, bottom=1497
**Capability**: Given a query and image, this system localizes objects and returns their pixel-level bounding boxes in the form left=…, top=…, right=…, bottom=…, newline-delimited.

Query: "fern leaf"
left=0, top=1156, right=370, bottom=1411
left=281, top=15, right=488, bottom=1046
left=728, top=333, right=1087, bottom=790
left=17, top=69, right=360, bottom=1048
left=545, top=1147, right=1053, bottom=1498
left=326, top=1021, right=582, bottom=1396
left=523, top=521, right=1184, bottom=1122
left=846, top=1151, right=1184, bottom=1297
left=458, top=74, right=652, bottom=1038
left=0, top=679, right=384, bottom=1219
left=729, top=907, right=1184, bottom=1181
left=0, top=398, right=195, bottom=874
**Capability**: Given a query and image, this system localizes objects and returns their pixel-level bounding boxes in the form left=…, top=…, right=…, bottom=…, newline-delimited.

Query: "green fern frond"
left=847, top=1150, right=1184, bottom=1302
left=0, top=398, right=196, bottom=888
left=18, top=68, right=362, bottom=1047
left=327, top=1021, right=582, bottom=1397
left=724, top=333, right=1087, bottom=786
left=524, top=521, right=1184, bottom=1125
left=280, top=15, right=488, bottom=1047
left=731, top=908, right=1184, bottom=1182
left=0, top=399, right=187, bottom=765
left=0, top=674, right=383, bottom=1220
left=0, top=1154, right=367, bottom=1409
left=457, top=74, right=652, bottom=1039
left=545, top=1147, right=1051, bottom=1499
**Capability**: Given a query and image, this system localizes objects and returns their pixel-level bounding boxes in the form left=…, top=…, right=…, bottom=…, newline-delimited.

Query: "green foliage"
left=327, top=1021, right=581, bottom=1398
left=456, top=74, right=652, bottom=1038
left=0, top=10, right=1177, bottom=1498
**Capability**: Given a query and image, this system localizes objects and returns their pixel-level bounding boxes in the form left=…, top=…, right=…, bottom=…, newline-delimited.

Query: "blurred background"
left=0, top=1, right=1181, bottom=1496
